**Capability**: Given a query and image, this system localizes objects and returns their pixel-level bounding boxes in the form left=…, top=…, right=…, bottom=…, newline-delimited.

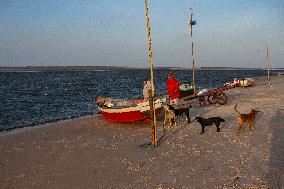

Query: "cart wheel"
left=198, top=96, right=205, bottom=106
left=208, top=93, right=219, bottom=104
left=217, top=92, right=228, bottom=105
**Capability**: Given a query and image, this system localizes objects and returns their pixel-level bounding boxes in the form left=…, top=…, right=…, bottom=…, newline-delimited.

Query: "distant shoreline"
left=0, top=66, right=283, bottom=72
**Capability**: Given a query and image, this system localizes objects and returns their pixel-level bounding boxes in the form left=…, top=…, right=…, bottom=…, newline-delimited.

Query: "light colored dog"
left=163, top=104, right=177, bottom=128
left=234, top=104, right=260, bottom=132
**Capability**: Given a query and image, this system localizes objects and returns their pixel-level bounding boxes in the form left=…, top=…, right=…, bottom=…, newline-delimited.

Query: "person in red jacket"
left=167, top=72, right=181, bottom=101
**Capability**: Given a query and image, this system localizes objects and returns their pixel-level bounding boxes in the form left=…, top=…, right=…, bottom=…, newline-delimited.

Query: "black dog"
left=168, top=104, right=191, bottom=123
left=195, top=116, right=225, bottom=134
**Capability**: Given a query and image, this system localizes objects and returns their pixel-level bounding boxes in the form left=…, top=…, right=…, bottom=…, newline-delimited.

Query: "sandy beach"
left=1, top=75, right=283, bottom=189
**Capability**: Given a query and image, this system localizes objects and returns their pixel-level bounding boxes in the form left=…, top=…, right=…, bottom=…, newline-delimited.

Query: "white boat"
left=94, top=96, right=167, bottom=122
left=239, top=78, right=254, bottom=87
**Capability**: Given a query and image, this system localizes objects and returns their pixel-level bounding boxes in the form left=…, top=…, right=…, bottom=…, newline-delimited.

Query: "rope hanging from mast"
left=145, top=0, right=154, bottom=96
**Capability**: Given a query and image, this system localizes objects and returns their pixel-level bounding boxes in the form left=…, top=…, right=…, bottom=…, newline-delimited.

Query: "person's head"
left=144, top=78, right=149, bottom=84
left=167, top=72, right=175, bottom=79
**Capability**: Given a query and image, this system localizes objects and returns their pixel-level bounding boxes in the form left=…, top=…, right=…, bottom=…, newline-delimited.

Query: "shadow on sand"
left=157, top=121, right=189, bottom=146
left=266, top=109, right=284, bottom=188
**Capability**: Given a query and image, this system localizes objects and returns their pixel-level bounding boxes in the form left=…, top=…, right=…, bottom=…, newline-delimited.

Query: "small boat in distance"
left=224, top=77, right=254, bottom=88
left=239, top=78, right=255, bottom=87
left=224, top=78, right=240, bottom=88
left=94, top=96, right=167, bottom=122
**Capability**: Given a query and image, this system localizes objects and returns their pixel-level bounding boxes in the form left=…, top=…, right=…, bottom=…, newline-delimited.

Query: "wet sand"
left=1, top=75, right=283, bottom=189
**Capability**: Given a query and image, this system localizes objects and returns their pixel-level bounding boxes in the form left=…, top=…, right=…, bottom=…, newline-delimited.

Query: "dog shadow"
left=198, top=123, right=225, bottom=134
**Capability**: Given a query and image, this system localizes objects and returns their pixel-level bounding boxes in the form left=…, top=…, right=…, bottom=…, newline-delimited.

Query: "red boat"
left=94, top=96, right=167, bottom=122
left=224, top=78, right=240, bottom=88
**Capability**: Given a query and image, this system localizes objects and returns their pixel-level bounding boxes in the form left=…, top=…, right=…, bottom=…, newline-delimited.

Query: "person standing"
left=143, top=78, right=152, bottom=101
left=167, top=72, right=181, bottom=104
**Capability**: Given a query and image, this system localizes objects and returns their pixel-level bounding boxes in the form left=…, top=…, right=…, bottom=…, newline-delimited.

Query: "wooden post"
left=189, top=8, right=193, bottom=38
left=145, top=0, right=157, bottom=146
left=266, top=44, right=271, bottom=87
left=192, top=42, right=195, bottom=93
left=189, top=8, right=196, bottom=93
left=148, top=90, right=156, bottom=145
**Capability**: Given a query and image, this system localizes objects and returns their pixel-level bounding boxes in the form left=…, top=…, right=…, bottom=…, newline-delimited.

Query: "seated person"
left=143, top=78, right=152, bottom=101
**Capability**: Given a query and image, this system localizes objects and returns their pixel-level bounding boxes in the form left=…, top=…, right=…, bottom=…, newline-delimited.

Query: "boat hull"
left=100, top=109, right=146, bottom=122
left=98, top=106, right=163, bottom=122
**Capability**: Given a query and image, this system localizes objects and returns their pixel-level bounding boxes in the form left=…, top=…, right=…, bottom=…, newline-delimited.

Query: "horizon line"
left=0, top=66, right=283, bottom=72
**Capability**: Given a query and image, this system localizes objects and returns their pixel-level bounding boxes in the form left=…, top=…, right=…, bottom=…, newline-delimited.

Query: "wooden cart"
left=183, top=85, right=230, bottom=106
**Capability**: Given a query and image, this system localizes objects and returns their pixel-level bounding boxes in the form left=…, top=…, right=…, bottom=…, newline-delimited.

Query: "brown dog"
left=234, top=104, right=260, bottom=132
left=163, top=104, right=177, bottom=128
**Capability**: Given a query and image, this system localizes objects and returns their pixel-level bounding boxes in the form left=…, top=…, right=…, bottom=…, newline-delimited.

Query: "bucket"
left=179, top=83, right=194, bottom=97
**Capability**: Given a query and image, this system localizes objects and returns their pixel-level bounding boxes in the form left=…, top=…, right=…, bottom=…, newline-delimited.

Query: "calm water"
left=0, top=69, right=272, bottom=131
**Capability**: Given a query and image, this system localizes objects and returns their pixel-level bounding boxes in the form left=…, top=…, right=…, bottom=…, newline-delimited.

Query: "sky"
left=0, top=0, right=283, bottom=68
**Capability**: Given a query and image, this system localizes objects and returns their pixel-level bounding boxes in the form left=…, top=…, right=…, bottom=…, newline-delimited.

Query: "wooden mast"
left=145, top=0, right=157, bottom=146
left=266, top=44, right=271, bottom=87
left=188, top=8, right=196, bottom=93
left=192, top=40, right=195, bottom=93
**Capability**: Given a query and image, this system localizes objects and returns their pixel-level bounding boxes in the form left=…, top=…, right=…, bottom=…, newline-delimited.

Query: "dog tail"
left=234, top=104, right=241, bottom=116
left=219, top=117, right=225, bottom=122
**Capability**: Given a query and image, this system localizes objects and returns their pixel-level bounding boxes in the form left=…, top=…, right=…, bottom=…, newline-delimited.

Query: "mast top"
left=188, top=8, right=196, bottom=38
